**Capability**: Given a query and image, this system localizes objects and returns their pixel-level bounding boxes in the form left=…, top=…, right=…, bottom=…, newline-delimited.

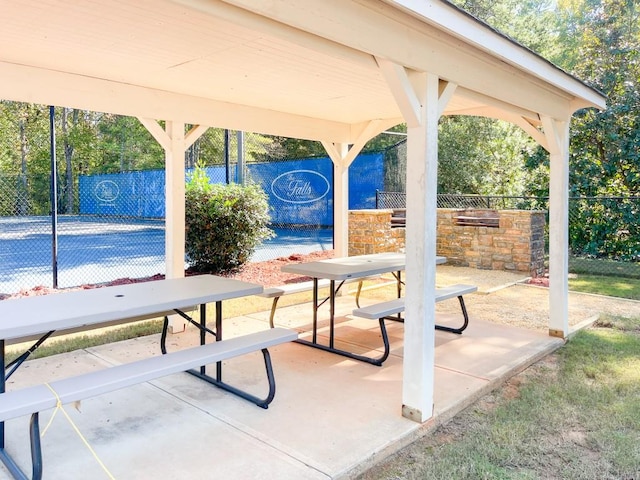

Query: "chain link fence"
left=376, top=191, right=640, bottom=278
left=0, top=129, right=338, bottom=295
left=3, top=113, right=638, bottom=293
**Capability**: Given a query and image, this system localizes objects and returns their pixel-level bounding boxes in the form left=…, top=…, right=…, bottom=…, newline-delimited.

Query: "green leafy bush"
left=185, top=165, right=273, bottom=274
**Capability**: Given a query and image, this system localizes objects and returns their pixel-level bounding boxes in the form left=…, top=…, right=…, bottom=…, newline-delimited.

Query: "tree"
left=556, top=0, right=640, bottom=197
left=96, top=115, right=164, bottom=173
left=0, top=102, right=50, bottom=215
left=454, top=0, right=559, bottom=58
left=435, top=1, right=560, bottom=197
left=437, top=117, right=538, bottom=195
left=554, top=0, right=640, bottom=259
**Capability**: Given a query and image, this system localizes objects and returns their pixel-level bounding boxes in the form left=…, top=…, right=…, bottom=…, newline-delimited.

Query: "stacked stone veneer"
left=348, top=209, right=405, bottom=255
left=348, top=208, right=546, bottom=277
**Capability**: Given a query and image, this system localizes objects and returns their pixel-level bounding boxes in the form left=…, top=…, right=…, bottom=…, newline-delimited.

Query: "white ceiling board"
left=0, top=0, right=605, bottom=142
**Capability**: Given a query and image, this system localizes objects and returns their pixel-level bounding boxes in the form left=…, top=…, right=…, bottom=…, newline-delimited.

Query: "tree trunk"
left=61, top=108, right=78, bottom=213
left=17, top=118, right=28, bottom=215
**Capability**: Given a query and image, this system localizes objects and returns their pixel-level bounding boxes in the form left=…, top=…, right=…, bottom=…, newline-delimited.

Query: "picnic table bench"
left=350, top=283, right=478, bottom=365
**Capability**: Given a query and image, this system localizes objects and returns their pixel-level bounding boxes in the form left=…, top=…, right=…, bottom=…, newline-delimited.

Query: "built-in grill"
left=454, top=209, right=500, bottom=227
left=391, top=208, right=406, bottom=227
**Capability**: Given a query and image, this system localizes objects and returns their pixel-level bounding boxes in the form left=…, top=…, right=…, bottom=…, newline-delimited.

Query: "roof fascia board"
left=214, top=0, right=603, bottom=117
left=0, top=61, right=355, bottom=143
left=385, top=0, right=606, bottom=111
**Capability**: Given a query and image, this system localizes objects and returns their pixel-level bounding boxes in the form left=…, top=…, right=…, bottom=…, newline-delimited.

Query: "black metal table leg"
left=292, top=278, right=391, bottom=366
left=329, top=280, right=335, bottom=349
left=312, top=278, right=318, bottom=343
left=188, top=347, right=277, bottom=409
left=215, top=301, right=222, bottom=381
left=293, top=316, right=390, bottom=366
left=161, top=302, right=278, bottom=408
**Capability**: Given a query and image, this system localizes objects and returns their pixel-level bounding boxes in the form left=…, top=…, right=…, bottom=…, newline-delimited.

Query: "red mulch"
left=527, top=277, right=550, bottom=287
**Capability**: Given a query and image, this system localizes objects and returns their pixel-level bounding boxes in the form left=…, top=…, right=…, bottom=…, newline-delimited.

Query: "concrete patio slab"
left=0, top=295, right=564, bottom=480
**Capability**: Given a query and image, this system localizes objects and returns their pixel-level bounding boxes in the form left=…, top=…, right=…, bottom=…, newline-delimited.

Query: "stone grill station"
left=349, top=208, right=546, bottom=277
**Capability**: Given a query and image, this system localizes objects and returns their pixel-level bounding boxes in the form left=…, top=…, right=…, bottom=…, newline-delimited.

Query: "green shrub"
left=185, top=164, right=273, bottom=274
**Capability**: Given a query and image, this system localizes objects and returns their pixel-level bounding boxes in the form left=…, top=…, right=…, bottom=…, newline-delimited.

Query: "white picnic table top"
left=281, top=252, right=446, bottom=281
left=0, top=275, right=262, bottom=341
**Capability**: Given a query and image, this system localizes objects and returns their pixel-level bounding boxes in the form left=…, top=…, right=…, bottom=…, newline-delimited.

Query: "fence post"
left=49, top=106, right=58, bottom=289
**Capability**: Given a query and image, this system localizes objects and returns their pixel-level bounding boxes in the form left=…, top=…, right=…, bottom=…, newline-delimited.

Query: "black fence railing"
left=376, top=191, right=549, bottom=210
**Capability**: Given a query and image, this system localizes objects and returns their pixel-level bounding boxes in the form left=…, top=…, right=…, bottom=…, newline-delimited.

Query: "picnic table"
left=280, top=253, right=446, bottom=363
left=0, top=275, right=297, bottom=479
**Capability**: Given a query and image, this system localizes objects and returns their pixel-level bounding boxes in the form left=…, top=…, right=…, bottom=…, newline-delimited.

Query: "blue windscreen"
left=78, top=153, right=383, bottom=225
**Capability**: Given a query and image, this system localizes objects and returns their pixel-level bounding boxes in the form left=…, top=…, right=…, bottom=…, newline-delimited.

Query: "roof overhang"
left=0, top=0, right=606, bottom=143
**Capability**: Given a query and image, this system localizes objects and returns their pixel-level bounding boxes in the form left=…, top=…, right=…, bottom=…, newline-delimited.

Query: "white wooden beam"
left=0, top=61, right=354, bottom=144
left=342, top=119, right=389, bottom=167
left=542, top=116, right=565, bottom=156
left=375, top=57, right=422, bottom=127
left=138, top=119, right=210, bottom=333
left=452, top=87, right=541, bottom=121
left=500, top=114, right=549, bottom=151
left=321, top=117, right=399, bottom=257
left=542, top=116, right=570, bottom=338
left=438, top=81, right=458, bottom=117
left=137, top=120, right=189, bottom=283
left=320, top=142, right=351, bottom=258
left=402, top=72, right=439, bottom=423
left=185, top=124, right=210, bottom=149
left=138, top=118, right=171, bottom=152
left=321, top=141, right=343, bottom=166
left=377, top=59, right=455, bottom=423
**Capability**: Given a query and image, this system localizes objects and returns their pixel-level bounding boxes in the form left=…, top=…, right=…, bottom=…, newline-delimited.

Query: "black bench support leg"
left=435, top=295, right=470, bottom=335
left=0, top=412, right=41, bottom=480
left=187, top=347, right=277, bottom=409
left=30, top=413, right=43, bottom=480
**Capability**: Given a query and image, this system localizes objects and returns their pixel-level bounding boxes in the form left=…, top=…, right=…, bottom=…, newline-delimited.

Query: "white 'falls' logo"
left=270, top=170, right=330, bottom=204
left=94, top=180, right=120, bottom=204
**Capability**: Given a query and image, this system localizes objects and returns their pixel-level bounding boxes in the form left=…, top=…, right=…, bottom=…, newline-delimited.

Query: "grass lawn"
left=360, top=315, right=640, bottom=480
left=569, top=273, right=640, bottom=300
